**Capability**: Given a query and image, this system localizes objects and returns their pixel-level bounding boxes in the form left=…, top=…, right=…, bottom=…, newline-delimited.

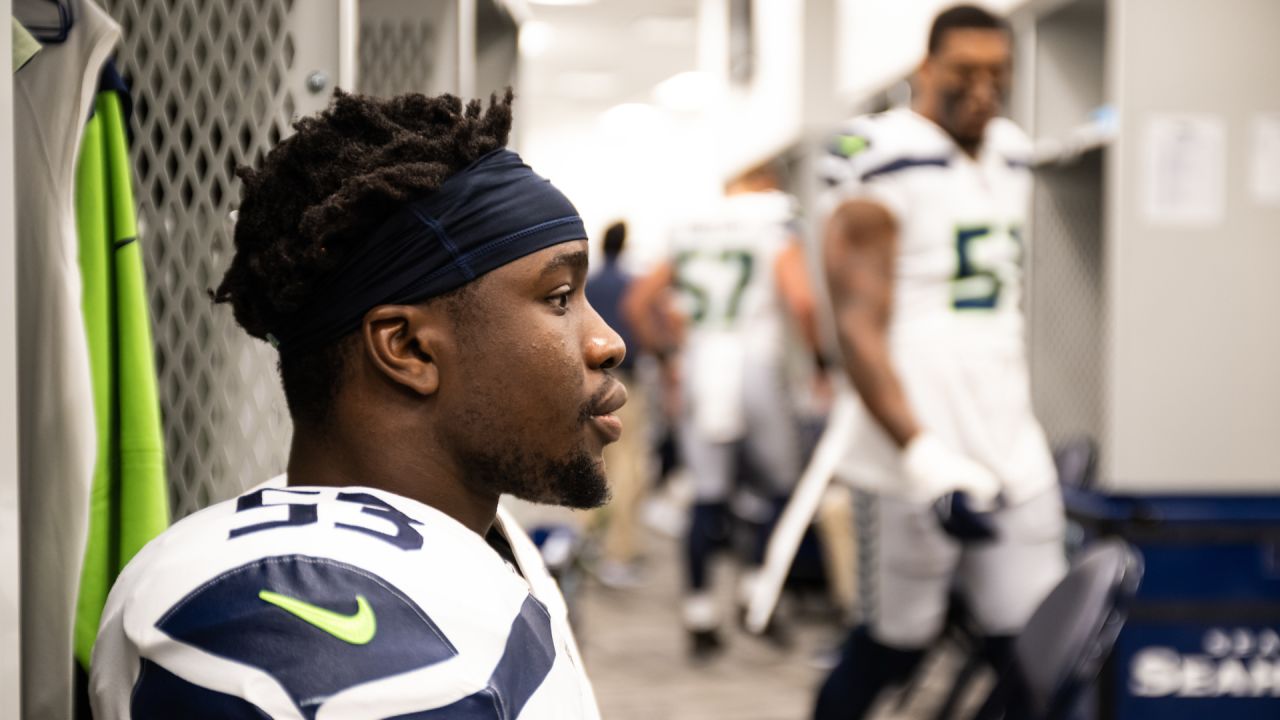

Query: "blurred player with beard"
left=91, top=90, right=623, bottom=719
left=814, top=6, right=1067, bottom=717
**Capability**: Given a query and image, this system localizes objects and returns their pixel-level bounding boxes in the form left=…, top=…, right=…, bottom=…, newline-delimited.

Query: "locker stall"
left=0, top=4, right=519, bottom=715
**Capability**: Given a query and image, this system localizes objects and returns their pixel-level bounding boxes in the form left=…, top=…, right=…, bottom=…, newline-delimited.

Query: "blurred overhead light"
left=519, top=21, right=553, bottom=57
left=528, top=0, right=597, bottom=5
left=653, top=71, right=719, bottom=112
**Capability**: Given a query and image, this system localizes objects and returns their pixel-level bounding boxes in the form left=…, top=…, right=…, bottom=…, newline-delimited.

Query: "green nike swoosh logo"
left=258, top=590, right=377, bottom=645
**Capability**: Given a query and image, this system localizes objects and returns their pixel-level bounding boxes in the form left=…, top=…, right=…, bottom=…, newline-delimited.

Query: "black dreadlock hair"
left=213, top=88, right=515, bottom=425
left=927, top=5, right=1009, bottom=55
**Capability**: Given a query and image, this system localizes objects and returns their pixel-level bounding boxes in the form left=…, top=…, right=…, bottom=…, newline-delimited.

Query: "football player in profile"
left=91, top=91, right=623, bottom=719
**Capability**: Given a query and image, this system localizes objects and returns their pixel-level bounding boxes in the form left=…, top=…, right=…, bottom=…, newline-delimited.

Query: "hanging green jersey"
left=73, top=77, right=169, bottom=669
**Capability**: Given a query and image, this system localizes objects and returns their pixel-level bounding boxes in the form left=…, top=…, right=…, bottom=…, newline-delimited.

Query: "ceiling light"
left=519, top=21, right=553, bottom=57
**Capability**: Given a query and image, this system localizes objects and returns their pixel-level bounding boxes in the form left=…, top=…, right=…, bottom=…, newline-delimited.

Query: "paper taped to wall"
left=1250, top=112, right=1280, bottom=206
left=1141, top=114, right=1226, bottom=227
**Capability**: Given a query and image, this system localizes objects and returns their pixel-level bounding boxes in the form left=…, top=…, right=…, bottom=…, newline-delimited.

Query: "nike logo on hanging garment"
left=258, top=589, right=377, bottom=645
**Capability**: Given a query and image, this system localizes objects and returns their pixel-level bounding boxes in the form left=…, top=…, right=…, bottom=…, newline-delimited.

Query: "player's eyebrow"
left=540, top=249, right=588, bottom=277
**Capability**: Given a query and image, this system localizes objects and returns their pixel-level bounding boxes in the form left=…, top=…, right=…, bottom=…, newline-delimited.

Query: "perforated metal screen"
left=100, top=0, right=301, bottom=518
left=359, top=17, right=438, bottom=97
left=1026, top=153, right=1107, bottom=455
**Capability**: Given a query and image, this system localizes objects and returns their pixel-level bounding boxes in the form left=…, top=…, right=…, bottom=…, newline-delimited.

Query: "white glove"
left=901, top=433, right=1001, bottom=508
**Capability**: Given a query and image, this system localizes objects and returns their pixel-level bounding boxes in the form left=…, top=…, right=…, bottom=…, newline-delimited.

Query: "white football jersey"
left=821, top=109, right=1056, bottom=504
left=90, top=480, right=600, bottom=720
left=668, top=190, right=797, bottom=441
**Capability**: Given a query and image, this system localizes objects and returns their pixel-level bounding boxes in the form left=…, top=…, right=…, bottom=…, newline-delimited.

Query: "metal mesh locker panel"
left=1027, top=153, right=1106, bottom=455
left=853, top=489, right=877, bottom=625
left=359, top=18, right=437, bottom=97
left=100, top=0, right=299, bottom=518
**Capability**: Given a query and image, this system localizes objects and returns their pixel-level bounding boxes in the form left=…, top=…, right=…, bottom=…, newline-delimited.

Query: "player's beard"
left=938, top=85, right=997, bottom=154
left=459, top=434, right=611, bottom=510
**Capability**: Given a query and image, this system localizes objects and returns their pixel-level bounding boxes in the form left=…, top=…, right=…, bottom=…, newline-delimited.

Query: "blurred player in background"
left=814, top=5, right=1067, bottom=717
left=627, top=163, right=821, bottom=661
left=586, top=221, right=652, bottom=588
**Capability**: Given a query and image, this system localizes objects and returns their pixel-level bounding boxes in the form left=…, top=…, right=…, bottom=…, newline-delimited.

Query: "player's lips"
left=588, top=383, right=628, bottom=443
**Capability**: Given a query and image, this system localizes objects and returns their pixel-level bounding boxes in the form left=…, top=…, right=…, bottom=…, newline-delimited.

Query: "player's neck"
left=286, top=421, right=500, bottom=536
left=912, top=104, right=983, bottom=159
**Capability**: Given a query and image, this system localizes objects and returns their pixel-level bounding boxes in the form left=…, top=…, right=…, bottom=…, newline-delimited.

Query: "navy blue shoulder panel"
left=860, top=156, right=951, bottom=182
left=154, top=554, right=456, bottom=720
left=132, top=659, right=271, bottom=719
left=490, top=595, right=557, bottom=718
left=389, top=594, right=556, bottom=719
left=388, top=691, right=500, bottom=719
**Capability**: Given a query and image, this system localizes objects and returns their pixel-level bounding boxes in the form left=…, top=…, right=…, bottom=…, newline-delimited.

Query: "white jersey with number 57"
left=821, top=108, right=1056, bottom=504
left=669, top=189, right=796, bottom=358
left=668, top=190, right=796, bottom=441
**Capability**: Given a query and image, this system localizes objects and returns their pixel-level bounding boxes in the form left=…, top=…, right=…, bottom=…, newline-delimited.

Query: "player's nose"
left=967, top=71, right=1000, bottom=106
left=584, top=303, right=626, bottom=371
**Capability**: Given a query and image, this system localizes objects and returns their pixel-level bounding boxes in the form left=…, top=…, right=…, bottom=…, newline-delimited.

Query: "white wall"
left=1106, top=0, right=1280, bottom=491
left=518, top=109, right=719, bottom=271
left=704, top=0, right=805, bottom=177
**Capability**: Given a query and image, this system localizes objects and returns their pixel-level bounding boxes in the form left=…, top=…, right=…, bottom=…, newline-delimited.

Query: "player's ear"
left=916, top=56, right=934, bottom=87
left=361, top=305, right=444, bottom=396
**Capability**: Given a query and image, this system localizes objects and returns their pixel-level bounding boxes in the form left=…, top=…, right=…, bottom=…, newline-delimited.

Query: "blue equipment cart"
left=1064, top=489, right=1280, bottom=719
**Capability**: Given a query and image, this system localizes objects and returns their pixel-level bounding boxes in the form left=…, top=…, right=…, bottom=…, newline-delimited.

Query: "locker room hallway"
left=7, top=1, right=1280, bottom=718
left=580, top=528, right=829, bottom=719
left=577, top=522, right=969, bottom=720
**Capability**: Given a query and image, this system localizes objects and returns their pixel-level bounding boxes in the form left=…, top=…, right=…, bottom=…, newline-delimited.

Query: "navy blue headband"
left=269, top=148, right=586, bottom=353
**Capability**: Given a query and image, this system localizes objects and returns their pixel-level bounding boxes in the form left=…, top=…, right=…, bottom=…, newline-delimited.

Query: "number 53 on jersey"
left=952, top=224, right=1022, bottom=311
